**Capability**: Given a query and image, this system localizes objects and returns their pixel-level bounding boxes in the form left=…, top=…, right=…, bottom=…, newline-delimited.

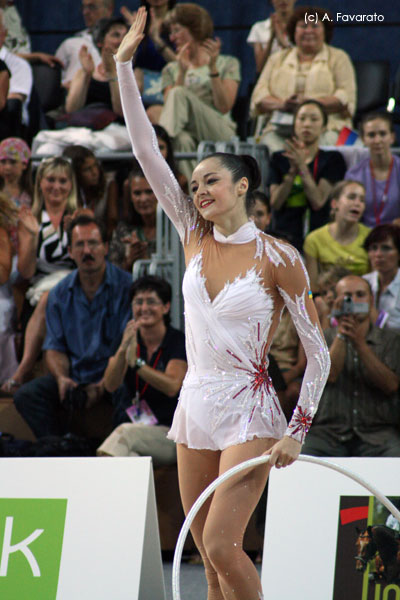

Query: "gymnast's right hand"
left=116, top=5, right=147, bottom=63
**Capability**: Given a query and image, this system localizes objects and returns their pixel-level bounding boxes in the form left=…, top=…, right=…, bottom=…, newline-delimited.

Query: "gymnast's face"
left=190, top=158, right=248, bottom=224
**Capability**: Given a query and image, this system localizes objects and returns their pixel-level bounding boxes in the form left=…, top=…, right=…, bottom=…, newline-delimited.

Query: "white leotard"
left=117, top=59, right=330, bottom=450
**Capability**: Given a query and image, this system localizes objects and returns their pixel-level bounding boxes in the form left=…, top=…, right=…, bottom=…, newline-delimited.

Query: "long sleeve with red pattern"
left=267, top=237, right=331, bottom=444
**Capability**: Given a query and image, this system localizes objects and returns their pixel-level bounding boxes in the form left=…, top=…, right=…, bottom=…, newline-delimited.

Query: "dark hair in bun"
left=200, top=152, right=261, bottom=213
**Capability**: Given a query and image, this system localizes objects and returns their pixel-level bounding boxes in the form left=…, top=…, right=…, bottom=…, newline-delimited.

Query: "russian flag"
left=336, top=126, right=359, bottom=146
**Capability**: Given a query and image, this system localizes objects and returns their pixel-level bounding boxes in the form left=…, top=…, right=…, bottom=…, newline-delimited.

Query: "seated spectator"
left=302, top=275, right=400, bottom=457
left=0, top=137, right=32, bottom=209
left=363, top=224, right=400, bottom=330
left=249, top=190, right=271, bottom=232
left=55, top=0, right=114, bottom=89
left=65, top=17, right=128, bottom=121
left=158, top=3, right=240, bottom=180
left=247, top=0, right=296, bottom=75
left=269, top=99, right=346, bottom=250
left=345, top=112, right=400, bottom=228
left=62, top=145, right=118, bottom=237
left=313, top=265, right=351, bottom=329
left=0, top=192, right=19, bottom=382
left=269, top=307, right=306, bottom=421
left=250, top=6, right=356, bottom=153
left=304, top=180, right=370, bottom=290
left=153, top=124, right=188, bottom=193
left=97, top=275, right=187, bottom=464
left=121, top=0, right=176, bottom=123
left=0, top=8, right=33, bottom=137
left=0, top=0, right=61, bottom=67
left=0, top=56, right=9, bottom=135
left=13, top=214, right=132, bottom=439
left=109, top=161, right=157, bottom=271
left=1, top=157, right=78, bottom=394
left=118, top=124, right=188, bottom=221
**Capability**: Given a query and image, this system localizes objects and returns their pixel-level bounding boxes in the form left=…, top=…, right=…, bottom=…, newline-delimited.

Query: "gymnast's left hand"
left=263, top=436, right=301, bottom=469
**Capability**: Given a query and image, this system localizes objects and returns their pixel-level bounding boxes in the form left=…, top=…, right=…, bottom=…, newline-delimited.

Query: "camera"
left=331, top=293, right=369, bottom=318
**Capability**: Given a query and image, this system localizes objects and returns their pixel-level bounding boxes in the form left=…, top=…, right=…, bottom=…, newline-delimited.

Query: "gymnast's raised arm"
left=115, top=7, right=195, bottom=241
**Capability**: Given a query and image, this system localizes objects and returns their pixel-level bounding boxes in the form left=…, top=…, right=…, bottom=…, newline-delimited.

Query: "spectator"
left=158, top=3, right=240, bottom=180
left=304, top=180, right=370, bottom=291
left=0, top=8, right=32, bottom=137
left=153, top=124, right=188, bottom=193
left=0, top=0, right=61, bottom=67
left=302, top=274, right=400, bottom=457
left=118, top=124, right=188, bottom=221
left=0, top=55, right=9, bottom=136
left=345, top=112, right=400, bottom=228
left=13, top=214, right=132, bottom=439
left=247, top=0, right=296, bottom=75
left=268, top=99, right=346, bottom=250
left=62, top=145, right=118, bottom=237
left=363, top=224, right=400, bottom=331
left=269, top=307, right=306, bottom=421
left=1, top=157, right=78, bottom=394
left=249, top=190, right=271, bottom=232
left=250, top=5, right=356, bottom=153
left=65, top=17, right=128, bottom=120
left=109, top=161, right=157, bottom=271
left=0, top=137, right=32, bottom=209
left=55, top=0, right=114, bottom=88
left=97, top=275, right=187, bottom=465
left=121, top=0, right=177, bottom=123
left=0, top=192, right=19, bottom=382
left=313, top=265, right=351, bottom=329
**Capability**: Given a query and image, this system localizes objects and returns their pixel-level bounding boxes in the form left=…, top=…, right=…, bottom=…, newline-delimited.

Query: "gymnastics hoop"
left=172, top=454, right=400, bottom=600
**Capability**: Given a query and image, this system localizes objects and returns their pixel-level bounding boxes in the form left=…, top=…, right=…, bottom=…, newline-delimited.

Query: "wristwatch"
left=135, top=357, right=146, bottom=369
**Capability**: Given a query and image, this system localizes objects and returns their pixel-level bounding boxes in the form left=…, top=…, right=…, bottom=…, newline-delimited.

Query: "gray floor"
left=163, top=562, right=207, bottom=600
left=162, top=560, right=262, bottom=600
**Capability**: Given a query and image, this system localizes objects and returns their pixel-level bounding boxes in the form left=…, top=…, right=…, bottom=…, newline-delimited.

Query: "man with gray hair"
left=55, top=0, right=114, bottom=88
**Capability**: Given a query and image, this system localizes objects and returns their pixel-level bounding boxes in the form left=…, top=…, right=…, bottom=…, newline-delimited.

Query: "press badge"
left=126, top=393, right=158, bottom=426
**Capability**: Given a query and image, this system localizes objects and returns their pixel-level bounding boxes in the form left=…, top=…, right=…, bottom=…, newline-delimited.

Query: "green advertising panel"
left=0, top=498, right=67, bottom=600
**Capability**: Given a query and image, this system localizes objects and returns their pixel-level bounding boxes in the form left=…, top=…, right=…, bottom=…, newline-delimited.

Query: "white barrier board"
left=262, top=457, right=400, bottom=599
left=0, top=457, right=165, bottom=600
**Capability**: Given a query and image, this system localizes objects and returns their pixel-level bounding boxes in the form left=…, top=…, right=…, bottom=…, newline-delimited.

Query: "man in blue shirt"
left=14, top=214, right=132, bottom=439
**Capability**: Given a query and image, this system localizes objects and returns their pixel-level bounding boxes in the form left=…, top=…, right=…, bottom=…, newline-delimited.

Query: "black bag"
left=29, top=433, right=96, bottom=457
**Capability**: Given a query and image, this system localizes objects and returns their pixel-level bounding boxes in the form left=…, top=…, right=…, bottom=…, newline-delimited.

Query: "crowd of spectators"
left=0, top=0, right=400, bottom=472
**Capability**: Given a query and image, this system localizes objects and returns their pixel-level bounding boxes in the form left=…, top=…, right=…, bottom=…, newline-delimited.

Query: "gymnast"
left=115, top=8, right=330, bottom=600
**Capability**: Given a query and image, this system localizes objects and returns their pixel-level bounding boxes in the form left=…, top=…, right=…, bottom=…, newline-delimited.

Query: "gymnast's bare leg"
left=177, top=437, right=278, bottom=600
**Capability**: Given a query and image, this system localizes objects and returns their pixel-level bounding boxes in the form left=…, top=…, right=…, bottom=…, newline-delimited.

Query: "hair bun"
left=240, top=155, right=261, bottom=191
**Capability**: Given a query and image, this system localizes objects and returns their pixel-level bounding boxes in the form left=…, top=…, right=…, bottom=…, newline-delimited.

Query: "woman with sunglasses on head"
left=115, top=10, right=330, bottom=600
left=1, top=157, right=78, bottom=394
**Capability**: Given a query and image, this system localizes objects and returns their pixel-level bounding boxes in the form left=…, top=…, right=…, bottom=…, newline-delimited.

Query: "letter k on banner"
left=0, top=499, right=67, bottom=599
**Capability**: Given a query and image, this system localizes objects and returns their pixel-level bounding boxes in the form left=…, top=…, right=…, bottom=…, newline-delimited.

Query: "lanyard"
left=135, top=344, right=162, bottom=399
left=312, top=151, right=319, bottom=180
left=370, top=156, right=394, bottom=225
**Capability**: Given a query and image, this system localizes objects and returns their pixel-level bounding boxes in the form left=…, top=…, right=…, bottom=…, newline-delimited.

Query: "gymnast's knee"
left=202, top=527, right=242, bottom=571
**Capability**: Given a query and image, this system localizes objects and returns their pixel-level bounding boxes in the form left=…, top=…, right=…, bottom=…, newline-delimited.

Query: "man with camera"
left=13, top=214, right=132, bottom=440
left=302, top=274, right=400, bottom=457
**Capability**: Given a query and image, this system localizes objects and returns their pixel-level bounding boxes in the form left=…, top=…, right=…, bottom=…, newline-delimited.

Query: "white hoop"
left=172, top=454, right=400, bottom=600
